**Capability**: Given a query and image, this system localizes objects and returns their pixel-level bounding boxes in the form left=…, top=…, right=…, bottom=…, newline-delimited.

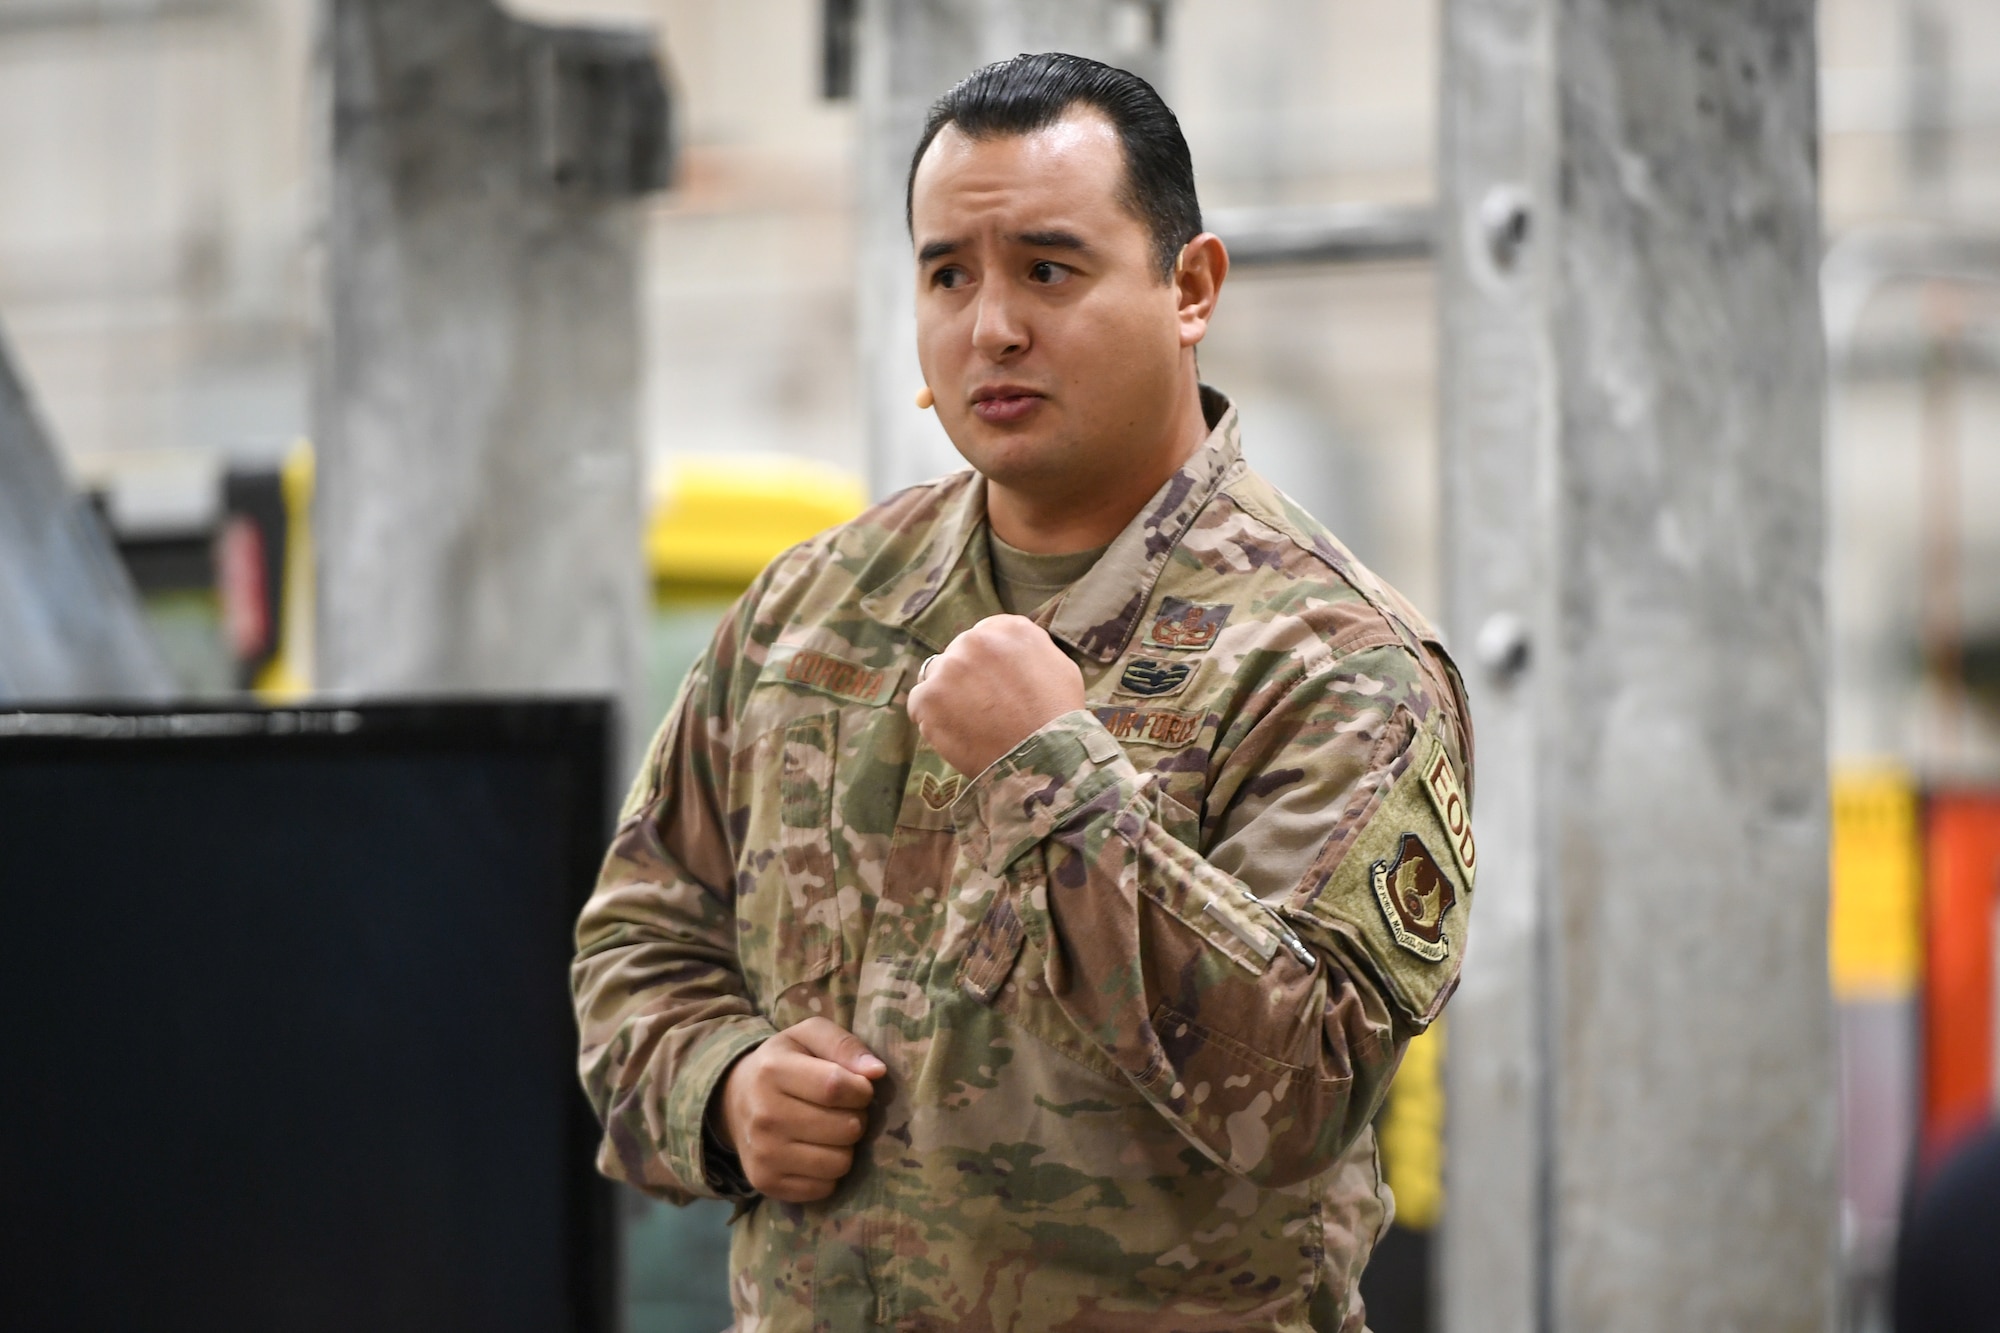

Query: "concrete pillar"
left=314, top=0, right=668, bottom=744
left=1437, top=3, right=1836, bottom=1331
left=857, top=0, right=1167, bottom=497
left=0, top=321, right=172, bottom=703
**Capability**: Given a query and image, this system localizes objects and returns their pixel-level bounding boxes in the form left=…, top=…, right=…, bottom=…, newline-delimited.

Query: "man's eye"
left=1029, top=260, right=1069, bottom=285
left=933, top=267, right=967, bottom=290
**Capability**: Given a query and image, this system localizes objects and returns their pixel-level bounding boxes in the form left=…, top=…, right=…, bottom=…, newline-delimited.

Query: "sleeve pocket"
left=774, top=711, right=843, bottom=984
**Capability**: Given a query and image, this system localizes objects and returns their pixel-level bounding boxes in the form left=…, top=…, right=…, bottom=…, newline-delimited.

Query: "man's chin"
left=946, top=421, right=1067, bottom=483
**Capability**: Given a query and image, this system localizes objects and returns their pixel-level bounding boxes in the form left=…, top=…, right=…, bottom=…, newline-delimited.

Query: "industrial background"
left=1, top=1, right=1996, bottom=1331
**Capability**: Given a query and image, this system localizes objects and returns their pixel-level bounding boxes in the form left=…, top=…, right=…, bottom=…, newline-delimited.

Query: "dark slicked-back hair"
left=905, top=52, right=1201, bottom=280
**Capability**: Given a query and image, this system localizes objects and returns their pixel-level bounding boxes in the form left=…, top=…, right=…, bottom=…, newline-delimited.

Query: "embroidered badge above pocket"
left=1143, top=597, right=1232, bottom=652
left=1116, top=658, right=1194, bottom=698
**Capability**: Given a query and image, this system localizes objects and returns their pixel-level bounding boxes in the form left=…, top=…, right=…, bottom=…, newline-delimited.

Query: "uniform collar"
left=859, top=386, right=1243, bottom=662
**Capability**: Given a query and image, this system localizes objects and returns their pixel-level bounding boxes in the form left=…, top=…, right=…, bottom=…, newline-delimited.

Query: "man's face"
left=909, top=111, right=1193, bottom=499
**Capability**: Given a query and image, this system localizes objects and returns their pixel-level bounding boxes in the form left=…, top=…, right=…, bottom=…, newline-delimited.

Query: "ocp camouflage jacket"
left=573, top=389, right=1477, bottom=1332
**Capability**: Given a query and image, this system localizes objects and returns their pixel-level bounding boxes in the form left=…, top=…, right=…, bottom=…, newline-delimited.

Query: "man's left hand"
left=907, top=615, right=1085, bottom=777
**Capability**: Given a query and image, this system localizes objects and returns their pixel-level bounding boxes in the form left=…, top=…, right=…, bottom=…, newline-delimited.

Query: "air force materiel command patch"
left=1143, top=597, right=1232, bottom=651
left=1371, top=834, right=1457, bottom=962
left=1117, top=659, right=1194, bottom=697
left=1418, top=731, right=1477, bottom=886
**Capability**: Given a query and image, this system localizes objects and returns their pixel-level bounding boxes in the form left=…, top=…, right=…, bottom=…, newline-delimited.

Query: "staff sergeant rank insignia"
left=1371, top=834, right=1457, bottom=962
left=918, top=772, right=961, bottom=810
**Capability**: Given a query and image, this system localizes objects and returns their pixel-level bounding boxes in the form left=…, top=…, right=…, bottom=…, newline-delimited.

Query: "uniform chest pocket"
left=738, top=711, right=846, bottom=1012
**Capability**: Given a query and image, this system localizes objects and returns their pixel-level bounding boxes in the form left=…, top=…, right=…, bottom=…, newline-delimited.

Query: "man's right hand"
left=715, top=1016, right=886, bottom=1203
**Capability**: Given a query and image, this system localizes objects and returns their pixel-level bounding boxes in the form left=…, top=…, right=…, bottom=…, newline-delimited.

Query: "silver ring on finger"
left=918, top=654, right=940, bottom=683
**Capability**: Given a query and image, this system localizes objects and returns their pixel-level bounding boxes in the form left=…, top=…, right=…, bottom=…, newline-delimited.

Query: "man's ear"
left=1174, top=233, right=1228, bottom=348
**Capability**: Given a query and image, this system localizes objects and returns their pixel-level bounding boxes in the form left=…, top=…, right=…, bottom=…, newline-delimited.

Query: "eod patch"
left=1418, top=731, right=1477, bottom=886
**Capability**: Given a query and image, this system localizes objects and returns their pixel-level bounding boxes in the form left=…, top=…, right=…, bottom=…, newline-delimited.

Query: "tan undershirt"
left=988, top=530, right=1109, bottom=617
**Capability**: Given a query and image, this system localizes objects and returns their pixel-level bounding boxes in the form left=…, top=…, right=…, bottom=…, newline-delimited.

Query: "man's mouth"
left=970, top=386, right=1044, bottom=424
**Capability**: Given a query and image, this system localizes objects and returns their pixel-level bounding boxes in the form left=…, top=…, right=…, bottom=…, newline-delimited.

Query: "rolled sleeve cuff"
left=951, top=708, right=1139, bottom=876
left=663, top=1014, right=776, bottom=1198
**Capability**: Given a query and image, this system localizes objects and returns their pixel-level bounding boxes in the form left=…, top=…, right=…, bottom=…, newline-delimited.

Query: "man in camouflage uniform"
left=573, top=52, right=1475, bottom=1332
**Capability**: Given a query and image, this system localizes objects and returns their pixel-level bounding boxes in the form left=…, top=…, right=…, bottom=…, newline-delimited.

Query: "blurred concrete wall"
left=0, top=321, right=171, bottom=703
left=314, top=0, right=666, bottom=740
left=1438, top=1, right=1837, bottom=1329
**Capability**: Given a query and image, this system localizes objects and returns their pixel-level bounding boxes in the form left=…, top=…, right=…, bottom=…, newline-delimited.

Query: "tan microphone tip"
left=914, top=385, right=935, bottom=410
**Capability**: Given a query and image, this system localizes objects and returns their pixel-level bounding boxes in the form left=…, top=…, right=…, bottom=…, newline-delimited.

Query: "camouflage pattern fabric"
left=573, top=387, right=1477, bottom=1332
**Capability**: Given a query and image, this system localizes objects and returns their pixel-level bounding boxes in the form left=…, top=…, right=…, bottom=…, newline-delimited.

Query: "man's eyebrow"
left=1016, top=230, right=1096, bottom=253
left=1012, top=229, right=1093, bottom=253
left=916, top=230, right=1095, bottom=263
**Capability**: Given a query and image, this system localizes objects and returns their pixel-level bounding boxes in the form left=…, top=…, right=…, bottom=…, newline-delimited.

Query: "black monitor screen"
left=0, top=703, right=617, bottom=1333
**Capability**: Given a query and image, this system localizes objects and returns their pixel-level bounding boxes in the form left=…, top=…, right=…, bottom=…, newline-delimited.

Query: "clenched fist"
left=906, top=615, right=1086, bottom=776
left=715, top=1017, right=886, bottom=1203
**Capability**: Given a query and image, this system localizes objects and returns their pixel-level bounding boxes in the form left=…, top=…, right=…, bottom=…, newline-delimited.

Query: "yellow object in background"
left=1379, top=1022, right=1444, bottom=1230
left=1828, top=768, right=1923, bottom=1001
left=253, top=440, right=316, bottom=704
left=648, top=455, right=869, bottom=591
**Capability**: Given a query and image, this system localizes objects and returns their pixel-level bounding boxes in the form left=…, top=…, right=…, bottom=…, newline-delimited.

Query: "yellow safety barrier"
left=648, top=455, right=870, bottom=592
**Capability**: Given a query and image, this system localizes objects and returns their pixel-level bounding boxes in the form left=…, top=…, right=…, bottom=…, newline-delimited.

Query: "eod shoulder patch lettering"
left=1418, top=731, right=1476, bottom=887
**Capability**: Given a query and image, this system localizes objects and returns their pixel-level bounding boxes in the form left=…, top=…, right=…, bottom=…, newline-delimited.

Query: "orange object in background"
left=1922, top=791, right=2000, bottom=1171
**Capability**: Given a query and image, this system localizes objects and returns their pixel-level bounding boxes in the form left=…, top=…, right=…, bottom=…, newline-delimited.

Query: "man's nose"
left=971, top=284, right=1028, bottom=361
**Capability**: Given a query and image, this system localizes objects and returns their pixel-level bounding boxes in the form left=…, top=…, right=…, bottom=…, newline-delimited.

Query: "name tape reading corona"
left=764, top=643, right=900, bottom=707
